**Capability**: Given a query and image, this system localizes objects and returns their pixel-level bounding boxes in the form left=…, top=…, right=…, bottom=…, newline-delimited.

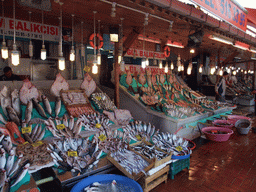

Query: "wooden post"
left=114, top=42, right=120, bottom=108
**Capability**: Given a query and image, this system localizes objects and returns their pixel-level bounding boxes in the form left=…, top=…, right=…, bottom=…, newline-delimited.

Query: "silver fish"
left=42, top=95, right=52, bottom=115
left=32, top=98, right=47, bottom=119
left=0, top=149, right=6, bottom=170
left=2, top=136, right=12, bottom=152
left=30, top=124, right=38, bottom=139
left=11, top=163, right=30, bottom=188
left=0, top=135, right=5, bottom=143
left=55, top=97, right=61, bottom=117
left=69, top=116, right=74, bottom=130
left=37, top=128, right=45, bottom=141
left=9, top=153, right=23, bottom=177
left=63, top=115, right=69, bottom=128
left=11, top=89, right=21, bottom=118
left=6, top=106, right=20, bottom=126
left=0, top=97, right=11, bottom=119
left=25, top=100, right=33, bottom=124
left=32, top=125, right=42, bottom=142
left=0, top=114, right=6, bottom=125
left=5, top=148, right=15, bottom=175
left=74, top=122, right=83, bottom=137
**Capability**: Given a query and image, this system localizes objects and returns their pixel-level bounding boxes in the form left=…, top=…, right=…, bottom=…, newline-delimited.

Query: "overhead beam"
left=123, top=27, right=143, bottom=55
left=221, top=51, right=240, bottom=66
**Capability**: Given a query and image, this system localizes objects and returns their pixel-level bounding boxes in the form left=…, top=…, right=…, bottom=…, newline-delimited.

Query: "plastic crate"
left=169, top=157, right=190, bottom=179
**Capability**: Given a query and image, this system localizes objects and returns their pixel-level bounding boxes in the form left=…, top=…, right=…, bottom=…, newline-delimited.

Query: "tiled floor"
left=153, top=128, right=256, bottom=192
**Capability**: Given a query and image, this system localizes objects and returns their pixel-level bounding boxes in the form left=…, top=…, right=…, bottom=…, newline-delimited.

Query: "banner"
left=125, top=48, right=166, bottom=59
left=0, top=17, right=59, bottom=42
left=190, top=0, right=247, bottom=31
left=125, top=64, right=165, bottom=74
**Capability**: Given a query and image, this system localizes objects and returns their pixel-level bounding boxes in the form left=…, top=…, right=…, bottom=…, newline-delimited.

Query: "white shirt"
left=215, top=77, right=226, bottom=97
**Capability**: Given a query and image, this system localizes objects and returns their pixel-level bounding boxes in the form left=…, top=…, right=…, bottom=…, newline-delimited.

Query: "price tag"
left=19, top=141, right=29, bottom=146
left=95, top=123, right=102, bottom=129
left=68, top=151, right=78, bottom=157
left=95, top=96, right=102, bottom=101
left=32, top=141, right=44, bottom=147
left=175, top=146, right=183, bottom=152
left=136, top=135, right=141, bottom=141
left=22, top=127, right=32, bottom=134
left=98, top=134, right=107, bottom=142
left=57, top=124, right=65, bottom=130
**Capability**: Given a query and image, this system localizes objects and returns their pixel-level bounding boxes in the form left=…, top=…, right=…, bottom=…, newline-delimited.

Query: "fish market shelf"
left=119, top=86, right=210, bottom=134
left=55, top=157, right=115, bottom=190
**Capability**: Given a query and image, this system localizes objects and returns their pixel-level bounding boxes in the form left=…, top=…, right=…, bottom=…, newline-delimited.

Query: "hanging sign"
left=190, top=0, right=247, bottom=31
left=125, top=48, right=166, bottom=59
left=0, top=17, right=59, bottom=42
left=125, top=64, right=165, bottom=74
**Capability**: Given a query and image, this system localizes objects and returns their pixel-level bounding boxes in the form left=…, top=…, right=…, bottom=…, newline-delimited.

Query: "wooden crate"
left=107, top=150, right=154, bottom=181
left=60, top=90, right=95, bottom=117
left=130, top=140, right=172, bottom=168
left=138, top=166, right=169, bottom=192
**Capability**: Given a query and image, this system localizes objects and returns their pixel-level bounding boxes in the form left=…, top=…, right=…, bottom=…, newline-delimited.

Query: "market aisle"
left=153, top=129, right=256, bottom=192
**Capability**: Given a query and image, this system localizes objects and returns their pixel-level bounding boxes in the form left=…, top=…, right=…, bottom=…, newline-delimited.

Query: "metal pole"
left=114, top=42, right=120, bottom=108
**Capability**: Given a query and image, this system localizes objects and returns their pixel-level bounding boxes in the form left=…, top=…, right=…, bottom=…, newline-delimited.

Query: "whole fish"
left=5, top=148, right=15, bottom=175
left=0, top=114, right=7, bottom=125
left=37, top=128, right=45, bottom=141
left=32, top=125, right=42, bottom=142
left=30, top=124, right=38, bottom=139
left=0, top=148, right=6, bottom=170
left=25, top=100, right=33, bottom=124
left=69, top=116, right=74, bottom=130
left=6, top=106, right=20, bottom=126
left=0, top=170, right=6, bottom=188
left=42, top=95, right=52, bottom=115
left=55, top=97, right=61, bottom=117
left=32, top=98, right=47, bottom=119
left=11, top=163, right=30, bottom=188
left=0, top=97, right=11, bottom=119
left=2, top=136, right=12, bottom=153
left=11, top=89, right=21, bottom=118
left=9, top=154, right=23, bottom=177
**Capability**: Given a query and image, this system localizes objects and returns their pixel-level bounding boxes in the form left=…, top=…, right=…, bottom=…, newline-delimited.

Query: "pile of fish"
left=110, top=149, right=149, bottom=175
left=123, top=121, right=155, bottom=142
left=0, top=133, right=30, bottom=191
left=49, top=137, right=101, bottom=174
left=80, top=73, right=96, bottom=97
left=62, top=92, right=88, bottom=105
left=91, top=93, right=117, bottom=111
left=84, top=180, right=137, bottom=192
left=131, top=142, right=169, bottom=161
left=16, top=141, right=53, bottom=169
left=152, top=132, right=191, bottom=156
left=21, top=121, right=46, bottom=143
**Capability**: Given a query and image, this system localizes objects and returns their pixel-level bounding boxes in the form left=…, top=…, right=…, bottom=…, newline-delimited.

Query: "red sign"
left=190, top=0, right=247, bottom=31
left=125, top=48, right=166, bottom=59
left=125, top=64, right=165, bottom=74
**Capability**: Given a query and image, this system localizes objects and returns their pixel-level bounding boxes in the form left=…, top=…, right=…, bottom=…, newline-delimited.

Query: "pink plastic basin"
left=227, top=115, right=251, bottom=124
left=202, top=127, right=234, bottom=142
left=212, top=120, right=234, bottom=128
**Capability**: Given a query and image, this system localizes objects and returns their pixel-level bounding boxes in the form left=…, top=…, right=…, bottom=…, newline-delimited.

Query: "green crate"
left=169, top=157, right=190, bottom=179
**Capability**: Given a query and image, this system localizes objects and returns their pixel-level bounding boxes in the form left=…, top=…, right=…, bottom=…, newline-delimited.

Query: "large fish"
left=1, top=136, right=12, bottom=153
left=80, top=73, right=96, bottom=97
left=42, top=95, right=52, bottom=115
left=55, top=97, right=61, bottom=117
left=0, top=97, right=11, bottom=119
left=25, top=100, right=33, bottom=124
left=50, top=73, right=69, bottom=97
left=11, top=89, right=21, bottom=118
left=19, top=79, right=39, bottom=105
left=32, top=98, right=47, bottom=119
left=0, top=148, right=6, bottom=170
left=11, top=163, right=30, bottom=188
left=6, top=106, right=20, bottom=126
left=5, top=148, right=15, bottom=175
left=9, top=154, right=23, bottom=177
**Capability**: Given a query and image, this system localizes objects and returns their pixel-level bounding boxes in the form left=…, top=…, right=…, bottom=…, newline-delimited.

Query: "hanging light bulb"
left=177, top=55, right=181, bottom=71
left=171, top=61, right=174, bottom=70
left=199, top=65, right=203, bottom=73
left=233, top=70, right=237, bottom=75
left=181, top=64, right=184, bottom=71
left=58, top=2, right=65, bottom=70
left=70, top=14, right=75, bottom=62
left=11, top=0, right=19, bottom=66
left=141, top=57, right=146, bottom=68
left=159, top=60, right=163, bottom=68
left=227, top=68, right=231, bottom=73
left=92, top=11, right=98, bottom=74
left=145, top=57, right=149, bottom=66
left=241, top=69, right=244, bottom=72
left=190, top=49, right=195, bottom=54
left=28, top=12, right=33, bottom=58
left=92, top=57, right=98, bottom=74
left=153, top=58, right=157, bottom=65
left=187, top=62, right=192, bottom=75
left=219, top=68, right=223, bottom=76
left=118, top=53, right=122, bottom=64
left=1, top=0, right=8, bottom=59
left=96, top=20, right=101, bottom=65
left=244, top=70, right=247, bottom=74
left=40, top=10, right=46, bottom=60
left=164, top=64, right=168, bottom=73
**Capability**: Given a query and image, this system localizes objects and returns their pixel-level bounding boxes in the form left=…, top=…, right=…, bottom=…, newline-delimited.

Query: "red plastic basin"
left=227, top=115, right=251, bottom=124
left=202, top=127, right=233, bottom=142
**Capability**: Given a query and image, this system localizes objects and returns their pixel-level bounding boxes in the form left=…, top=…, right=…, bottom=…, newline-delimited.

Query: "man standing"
left=0, top=66, right=21, bottom=81
left=215, top=71, right=228, bottom=102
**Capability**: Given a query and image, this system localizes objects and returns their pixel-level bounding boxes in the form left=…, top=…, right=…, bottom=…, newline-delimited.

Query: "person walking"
left=215, top=71, right=228, bottom=102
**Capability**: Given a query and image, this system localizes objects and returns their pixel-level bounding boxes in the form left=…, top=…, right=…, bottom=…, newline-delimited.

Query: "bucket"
left=235, top=119, right=251, bottom=135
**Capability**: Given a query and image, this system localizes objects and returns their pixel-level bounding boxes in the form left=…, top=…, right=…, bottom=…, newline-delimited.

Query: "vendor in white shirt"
left=215, top=71, right=228, bottom=102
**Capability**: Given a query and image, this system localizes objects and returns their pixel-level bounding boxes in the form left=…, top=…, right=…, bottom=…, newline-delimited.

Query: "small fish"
left=11, top=163, right=30, bottom=188
left=0, top=114, right=6, bottom=125
left=25, top=100, right=33, bottom=124
left=42, top=95, right=52, bottom=115
left=30, top=124, right=38, bottom=139
left=6, top=106, right=20, bottom=126
left=0, top=169, right=6, bottom=188
left=63, top=114, right=69, bottom=128
left=32, top=98, right=47, bottom=119
left=55, top=97, right=61, bottom=117
left=69, top=116, right=74, bottom=130
left=37, top=128, right=45, bottom=141
left=5, top=148, right=15, bottom=175
left=32, top=124, right=42, bottom=142
left=11, top=89, right=21, bottom=118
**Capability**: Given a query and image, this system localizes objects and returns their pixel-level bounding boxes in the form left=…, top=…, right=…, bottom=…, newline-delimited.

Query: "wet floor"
left=153, top=123, right=256, bottom=191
